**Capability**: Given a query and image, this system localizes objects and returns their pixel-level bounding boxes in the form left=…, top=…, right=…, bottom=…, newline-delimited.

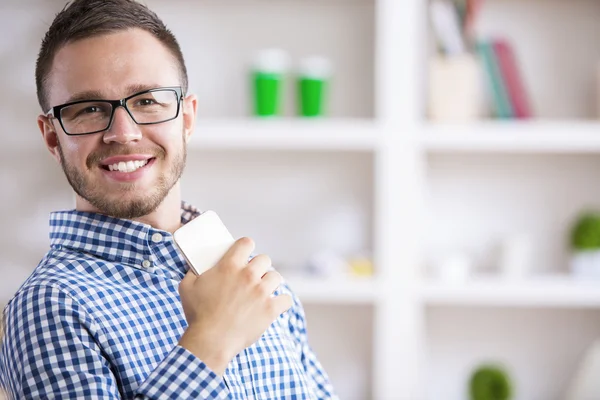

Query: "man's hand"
left=178, top=237, right=293, bottom=376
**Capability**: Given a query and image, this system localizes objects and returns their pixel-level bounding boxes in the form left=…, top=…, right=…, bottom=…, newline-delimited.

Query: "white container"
left=431, top=253, right=472, bottom=283
left=570, top=250, right=600, bottom=280
left=253, top=48, right=290, bottom=74
left=298, top=55, right=333, bottom=80
left=428, top=54, right=487, bottom=122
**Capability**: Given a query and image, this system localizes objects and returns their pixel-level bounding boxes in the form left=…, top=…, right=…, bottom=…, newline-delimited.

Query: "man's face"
left=40, top=28, right=195, bottom=219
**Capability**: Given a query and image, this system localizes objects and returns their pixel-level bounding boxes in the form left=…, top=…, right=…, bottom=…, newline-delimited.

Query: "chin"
left=81, top=185, right=167, bottom=219
left=97, top=198, right=162, bottom=219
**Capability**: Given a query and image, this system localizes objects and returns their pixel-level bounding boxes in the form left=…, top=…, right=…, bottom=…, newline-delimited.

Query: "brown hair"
left=36, top=0, right=188, bottom=111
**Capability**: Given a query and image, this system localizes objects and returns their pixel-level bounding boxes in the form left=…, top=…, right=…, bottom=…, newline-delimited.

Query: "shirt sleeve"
left=282, top=284, right=338, bottom=400
left=0, top=284, right=229, bottom=400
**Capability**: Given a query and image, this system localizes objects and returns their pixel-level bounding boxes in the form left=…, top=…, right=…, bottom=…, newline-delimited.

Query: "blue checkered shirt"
left=0, top=202, right=336, bottom=399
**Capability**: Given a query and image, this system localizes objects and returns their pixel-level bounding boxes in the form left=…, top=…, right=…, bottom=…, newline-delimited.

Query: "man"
left=0, top=0, right=336, bottom=398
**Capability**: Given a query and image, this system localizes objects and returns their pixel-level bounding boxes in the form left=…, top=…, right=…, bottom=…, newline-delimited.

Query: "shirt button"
left=151, top=233, right=163, bottom=243
left=142, top=260, right=152, bottom=268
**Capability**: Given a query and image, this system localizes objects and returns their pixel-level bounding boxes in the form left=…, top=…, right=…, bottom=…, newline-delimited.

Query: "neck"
left=74, top=182, right=183, bottom=233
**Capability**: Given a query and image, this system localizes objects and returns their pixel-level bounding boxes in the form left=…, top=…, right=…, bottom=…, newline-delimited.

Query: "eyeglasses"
left=46, top=86, right=184, bottom=136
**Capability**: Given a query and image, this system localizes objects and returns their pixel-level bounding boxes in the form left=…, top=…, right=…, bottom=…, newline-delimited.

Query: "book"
left=476, top=40, right=514, bottom=119
left=493, top=39, right=532, bottom=119
left=430, top=0, right=466, bottom=56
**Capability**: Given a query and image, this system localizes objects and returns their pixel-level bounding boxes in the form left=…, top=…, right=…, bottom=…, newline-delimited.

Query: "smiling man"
left=0, top=1, right=336, bottom=399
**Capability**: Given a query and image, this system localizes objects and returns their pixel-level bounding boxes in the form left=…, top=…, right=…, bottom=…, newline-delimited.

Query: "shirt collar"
left=49, top=201, right=201, bottom=274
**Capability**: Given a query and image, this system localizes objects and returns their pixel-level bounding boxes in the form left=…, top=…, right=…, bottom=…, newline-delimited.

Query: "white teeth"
left=107, top=159, right=149, bottom=173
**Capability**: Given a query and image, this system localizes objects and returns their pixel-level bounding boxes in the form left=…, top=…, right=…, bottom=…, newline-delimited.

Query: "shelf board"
left=422, top=121, right=600, bottom=153
left=283, top=274, right=379, bottom=304
left=421, top=275, right=600, bottom=308
left=189, top=119, right=380, bottom=151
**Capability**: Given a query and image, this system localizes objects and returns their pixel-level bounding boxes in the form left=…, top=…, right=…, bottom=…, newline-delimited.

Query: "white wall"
left=0, top=1, right=74, bottom=303
left=424, top=153, right=600, bottom=276
left=475, top=0, right=600, bottom=119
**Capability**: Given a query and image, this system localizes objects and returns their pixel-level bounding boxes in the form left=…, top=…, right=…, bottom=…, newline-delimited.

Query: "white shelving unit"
left=2, top=1, right=600, bottom=400
left=421, top=275, right=600, bottom=308
left=422, top=122, right=600, bottom=153
left=285, top=274, right=381, bottom=305
left=190, top=119, right=380, bottom=151
left=420, top=1, right=600, bottom=400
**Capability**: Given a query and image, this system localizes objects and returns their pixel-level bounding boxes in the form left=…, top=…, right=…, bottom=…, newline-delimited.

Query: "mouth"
left=100, top=158, right=156, bottom=173
left=98, top=155, right=157, bottom=182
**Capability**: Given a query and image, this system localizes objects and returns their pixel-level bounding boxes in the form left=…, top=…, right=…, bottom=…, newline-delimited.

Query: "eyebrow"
left=64, top=83, right=166, bottom=104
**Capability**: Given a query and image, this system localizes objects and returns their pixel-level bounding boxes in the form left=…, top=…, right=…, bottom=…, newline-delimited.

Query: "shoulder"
left=4, top=279, right=83, bottom=329
left=5, top=249, right=99, bottom=321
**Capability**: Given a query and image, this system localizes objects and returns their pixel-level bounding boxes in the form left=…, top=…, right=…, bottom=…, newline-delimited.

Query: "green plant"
left=570, top=212, right=600, bottom=251
left=469, top=364, right=512, bottom=400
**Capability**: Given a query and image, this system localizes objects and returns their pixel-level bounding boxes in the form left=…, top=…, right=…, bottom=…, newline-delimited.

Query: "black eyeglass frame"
left=45, top=86, right=184, bottom=136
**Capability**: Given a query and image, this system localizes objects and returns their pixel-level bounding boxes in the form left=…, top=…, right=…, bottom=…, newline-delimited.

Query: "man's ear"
left=182, top=94, right=198, bottom=144
left=38, top=115, right=62, bottom=164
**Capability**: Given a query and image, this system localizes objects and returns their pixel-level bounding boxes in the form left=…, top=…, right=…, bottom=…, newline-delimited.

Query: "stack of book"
left=429, top=0, right=533, bottom=120
left=477, top=38, right=532, bottom=119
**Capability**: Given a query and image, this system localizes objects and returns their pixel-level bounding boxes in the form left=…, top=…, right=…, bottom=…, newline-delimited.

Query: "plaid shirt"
left=0, top=202, right=335, bottom=399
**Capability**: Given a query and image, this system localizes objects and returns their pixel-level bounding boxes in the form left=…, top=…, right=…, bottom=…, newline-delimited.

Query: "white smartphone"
left=173, top=210, right=235, bottom=275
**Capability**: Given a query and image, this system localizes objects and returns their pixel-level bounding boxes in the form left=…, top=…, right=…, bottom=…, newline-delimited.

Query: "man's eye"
left=138, top=99, right=157, bottom=106
left=73, top=106, right=103, bottom=118
left=83, top=106, right=101, bottom=114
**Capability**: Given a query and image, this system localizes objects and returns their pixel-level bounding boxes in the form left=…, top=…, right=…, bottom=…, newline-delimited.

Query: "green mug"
left=251, top=49, right=289, bottom=117
left=297, top=56, right=332, bottom=117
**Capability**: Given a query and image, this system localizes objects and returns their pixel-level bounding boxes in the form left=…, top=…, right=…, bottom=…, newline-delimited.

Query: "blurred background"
left=1, top=0, right=600, bottom=399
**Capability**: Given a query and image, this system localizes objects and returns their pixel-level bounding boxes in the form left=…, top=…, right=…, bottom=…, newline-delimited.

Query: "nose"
left=102, top=106, right=142, bottom=145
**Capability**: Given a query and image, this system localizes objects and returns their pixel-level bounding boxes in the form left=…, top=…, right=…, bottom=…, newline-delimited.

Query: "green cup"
left=298, top=77, right=327, bottom=117
left=297, top=56, right=333, bottom=118
left=251, top=49, right=289, bottom=117
left=253, top=71, right=283, bottom=117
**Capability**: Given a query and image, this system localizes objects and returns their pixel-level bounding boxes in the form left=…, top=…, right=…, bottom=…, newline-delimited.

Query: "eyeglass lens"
left=59, top=89, right=179, bottom=135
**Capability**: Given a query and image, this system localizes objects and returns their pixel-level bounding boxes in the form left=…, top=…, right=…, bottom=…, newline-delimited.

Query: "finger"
left=268, top=294, right=293, bottom=318
left=260, top=270, right=283, bottom=295
left=221, top=237, right=255, bottom=266
left=247, top=254, right=272, bottom=279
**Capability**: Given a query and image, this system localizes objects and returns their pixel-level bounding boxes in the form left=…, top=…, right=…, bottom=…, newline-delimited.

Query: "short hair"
left=36, top=0, right=188, bottom=111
